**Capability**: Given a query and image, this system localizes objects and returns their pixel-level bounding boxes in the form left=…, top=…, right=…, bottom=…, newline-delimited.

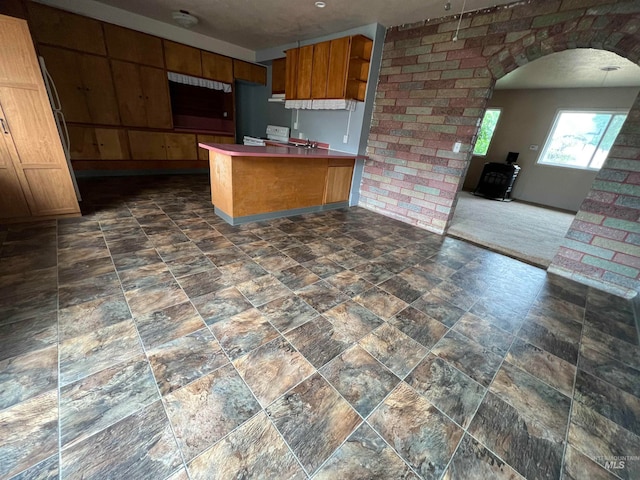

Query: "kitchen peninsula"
left=199, top=143, right=362, bottom=225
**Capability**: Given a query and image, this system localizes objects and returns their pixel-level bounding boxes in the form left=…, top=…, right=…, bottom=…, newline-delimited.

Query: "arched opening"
left=448, top=48, right=640, bottom=268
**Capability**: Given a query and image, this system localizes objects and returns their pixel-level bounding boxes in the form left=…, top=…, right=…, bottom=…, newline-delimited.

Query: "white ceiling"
left=91, top=0, right=515, bottom=51
left=496, top=48, right=640, bottom=90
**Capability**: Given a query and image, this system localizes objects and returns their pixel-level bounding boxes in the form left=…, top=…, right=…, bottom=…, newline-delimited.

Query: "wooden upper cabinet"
left=311, top=41, right=330, bottom=99
left=164, top=40, right=202, bottom=76
left=202, top=51, right=233, bottom=83
left=40, top=46, right=119, bottom=125
left=27, top=2, right=106, bottom=55
left=233, top=60, right=267, bottom=85
left=296, top=45, right=314, bottom=100
left=285, top=49, right=299, bottom=100
left=104, top=24, right=163, bottom=68
left=140, top=66, right=172, bottom=129
left=326, top=37, right=350, bottom=99
left=77, top=53, right=120, bottom=125
left=111, top=60, right=171, bottom=129
left=271, top=58, right=286, bottom=94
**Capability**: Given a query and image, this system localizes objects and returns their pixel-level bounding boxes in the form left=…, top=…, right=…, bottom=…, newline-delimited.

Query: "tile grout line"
left=101, top=211, right=195, bottom=480
left=56, top=219, right=63, bottom=479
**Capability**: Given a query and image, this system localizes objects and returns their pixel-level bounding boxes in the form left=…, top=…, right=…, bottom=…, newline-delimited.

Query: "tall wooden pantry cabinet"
left=0, top=13, right=80, bottom=222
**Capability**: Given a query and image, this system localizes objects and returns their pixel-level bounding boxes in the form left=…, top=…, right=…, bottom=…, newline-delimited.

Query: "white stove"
left=243, top=124, right=290, bottom=146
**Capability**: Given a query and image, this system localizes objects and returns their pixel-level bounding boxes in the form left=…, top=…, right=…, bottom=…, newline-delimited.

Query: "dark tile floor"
left=1, top=174, right=639, bottom=480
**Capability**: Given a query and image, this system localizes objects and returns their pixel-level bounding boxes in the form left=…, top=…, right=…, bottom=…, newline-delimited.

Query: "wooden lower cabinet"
left=128, top=130, right=197, bottom=161
left=69, top=126, right=129, bottom=160
left=324, top=165, right=354, bottom=203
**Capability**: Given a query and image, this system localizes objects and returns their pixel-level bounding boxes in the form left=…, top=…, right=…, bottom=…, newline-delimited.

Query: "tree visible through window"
left=537, top=110, right=627, bottom=170
left=473, top=108, right=501, bottom=156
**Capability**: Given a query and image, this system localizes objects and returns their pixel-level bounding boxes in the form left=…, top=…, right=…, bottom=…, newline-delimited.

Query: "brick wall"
left=360, top=0, right=640, bottom=296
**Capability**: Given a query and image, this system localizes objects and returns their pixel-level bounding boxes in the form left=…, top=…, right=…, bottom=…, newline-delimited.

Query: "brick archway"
left=362, top=0, right=640, bottom=294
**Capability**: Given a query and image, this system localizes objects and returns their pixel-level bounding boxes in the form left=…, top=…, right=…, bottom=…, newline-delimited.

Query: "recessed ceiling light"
left=315, top=1, right=326, bottom=7
left=600, top=66, right=621, bottom=71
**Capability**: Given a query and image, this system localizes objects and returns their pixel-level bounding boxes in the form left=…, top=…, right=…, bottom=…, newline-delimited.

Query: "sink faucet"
left=304, top=140, right=318, bottom=149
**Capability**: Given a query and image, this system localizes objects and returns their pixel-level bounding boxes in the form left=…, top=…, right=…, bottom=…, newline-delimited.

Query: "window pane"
left=473, top=109, right=501, bottom=156
left=539, top=112, right=611, bottom=168
left=590, top=114, right=627, bottom=169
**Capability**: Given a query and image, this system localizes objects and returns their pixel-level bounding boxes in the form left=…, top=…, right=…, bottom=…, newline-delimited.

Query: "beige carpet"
left=447, top=192, right=576, bottom=268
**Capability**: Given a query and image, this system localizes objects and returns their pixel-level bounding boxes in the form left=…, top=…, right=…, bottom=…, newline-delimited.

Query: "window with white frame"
left=473, top=108, right=501, bottom=156
left=537, top=110, right=627, bottom=170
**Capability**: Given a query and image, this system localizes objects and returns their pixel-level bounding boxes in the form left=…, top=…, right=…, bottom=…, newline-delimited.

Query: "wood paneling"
left=311, top=41, right=330, bottom=99
left=324, top=166, right=353, bottom=203
left=0, top=16, right=41, bottom=86
left=197, top=134, right=235, bottom=160
left=285, top=49, right=299, bottom=100
left=327, top=37, right=350, bottom=99
left=27, top=2, right=106, bottom=55
left=296, top=45, right=314, bottom=100
left=272, top=58, right=286, bottom=94
left=103, top=24, right=164, bottom=67
left=233, top=60, right=267, bottom=85
left=164, top=40, right=202, bottom=76
left=202, top=51, right=233, bottom=83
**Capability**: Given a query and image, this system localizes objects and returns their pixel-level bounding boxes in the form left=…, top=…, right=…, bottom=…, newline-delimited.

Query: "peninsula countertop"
left=198, top=142, right=366, bottom=159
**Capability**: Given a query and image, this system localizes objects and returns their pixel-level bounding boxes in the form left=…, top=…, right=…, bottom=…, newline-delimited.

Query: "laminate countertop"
left=198, top=143, right=366, bottom=160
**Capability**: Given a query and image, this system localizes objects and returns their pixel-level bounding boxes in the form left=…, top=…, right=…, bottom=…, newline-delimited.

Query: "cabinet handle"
left=0, top=118, right=8, bottom=134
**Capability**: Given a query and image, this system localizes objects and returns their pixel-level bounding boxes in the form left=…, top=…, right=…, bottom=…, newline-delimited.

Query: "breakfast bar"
left=199, top=143, right=362, bottom=225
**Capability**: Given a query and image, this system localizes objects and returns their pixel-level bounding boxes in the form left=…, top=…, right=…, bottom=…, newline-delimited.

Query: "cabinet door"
left=202, top=51, right=233, bottom=83
left=327, top=37, right=350, bottom=98
left=285, top=49, right=299, bottom=100
left=27, top=2, right=106, bottom=55
left=38, top=46, right=90, bottom=124
left=0, top=87, right=79, bottom=216
left=140, top=66, right=172, bottom=129
left=0, top=15, right=42, bottom=86
left=103, top=24, right=164, bottom=68
left=95, top=128, right=129, bottom=159
left=111, top=60, right=146, bottom=127
left=128, top=130, right=166, bottom=160
left=79, top=54, right=120, bottom=125
left=233, top=60, right=266, bottom=85
left=197, top=134, right=234, bottom=160
left=68, top=125, right=100, bottom=159
left=164, top=41, right=202, bottom=77
left=165, top=133, right=196, bottom=160
left=271, top=58, right=286, bottom=94
left=324, top=166, right=353, bottom=203
left=0, top=129, right=31, bottom=219
left=311, top=41, right=330, bottom=99
left=296, top=45, right=314, bottom=100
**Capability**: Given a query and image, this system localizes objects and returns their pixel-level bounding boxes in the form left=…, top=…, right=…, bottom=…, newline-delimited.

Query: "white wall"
left=464, top=87, right=640, bottom=212
left=36, top=0, right=255, bottom=61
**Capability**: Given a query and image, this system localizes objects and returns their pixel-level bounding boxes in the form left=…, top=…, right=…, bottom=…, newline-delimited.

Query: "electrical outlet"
left=529, top=144, right=539, bottom=151
left=298, top=132, right=305, bottom=139
left=223, top=112, right=228, bottom=117
left=343, top=134, right=349, bottom=143
left=453, top=142, right=461, bottom=153
left=293, top=121, right=298, bottom=129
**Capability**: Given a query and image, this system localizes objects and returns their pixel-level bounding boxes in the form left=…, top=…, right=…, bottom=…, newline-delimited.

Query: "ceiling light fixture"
left=315, top=1, right=326, bottom=7
left=172, top=10, right=199, bottom=29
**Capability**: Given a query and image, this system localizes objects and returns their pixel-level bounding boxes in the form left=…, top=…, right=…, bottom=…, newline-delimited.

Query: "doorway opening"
left=448, top=48, right=640, bottom=268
